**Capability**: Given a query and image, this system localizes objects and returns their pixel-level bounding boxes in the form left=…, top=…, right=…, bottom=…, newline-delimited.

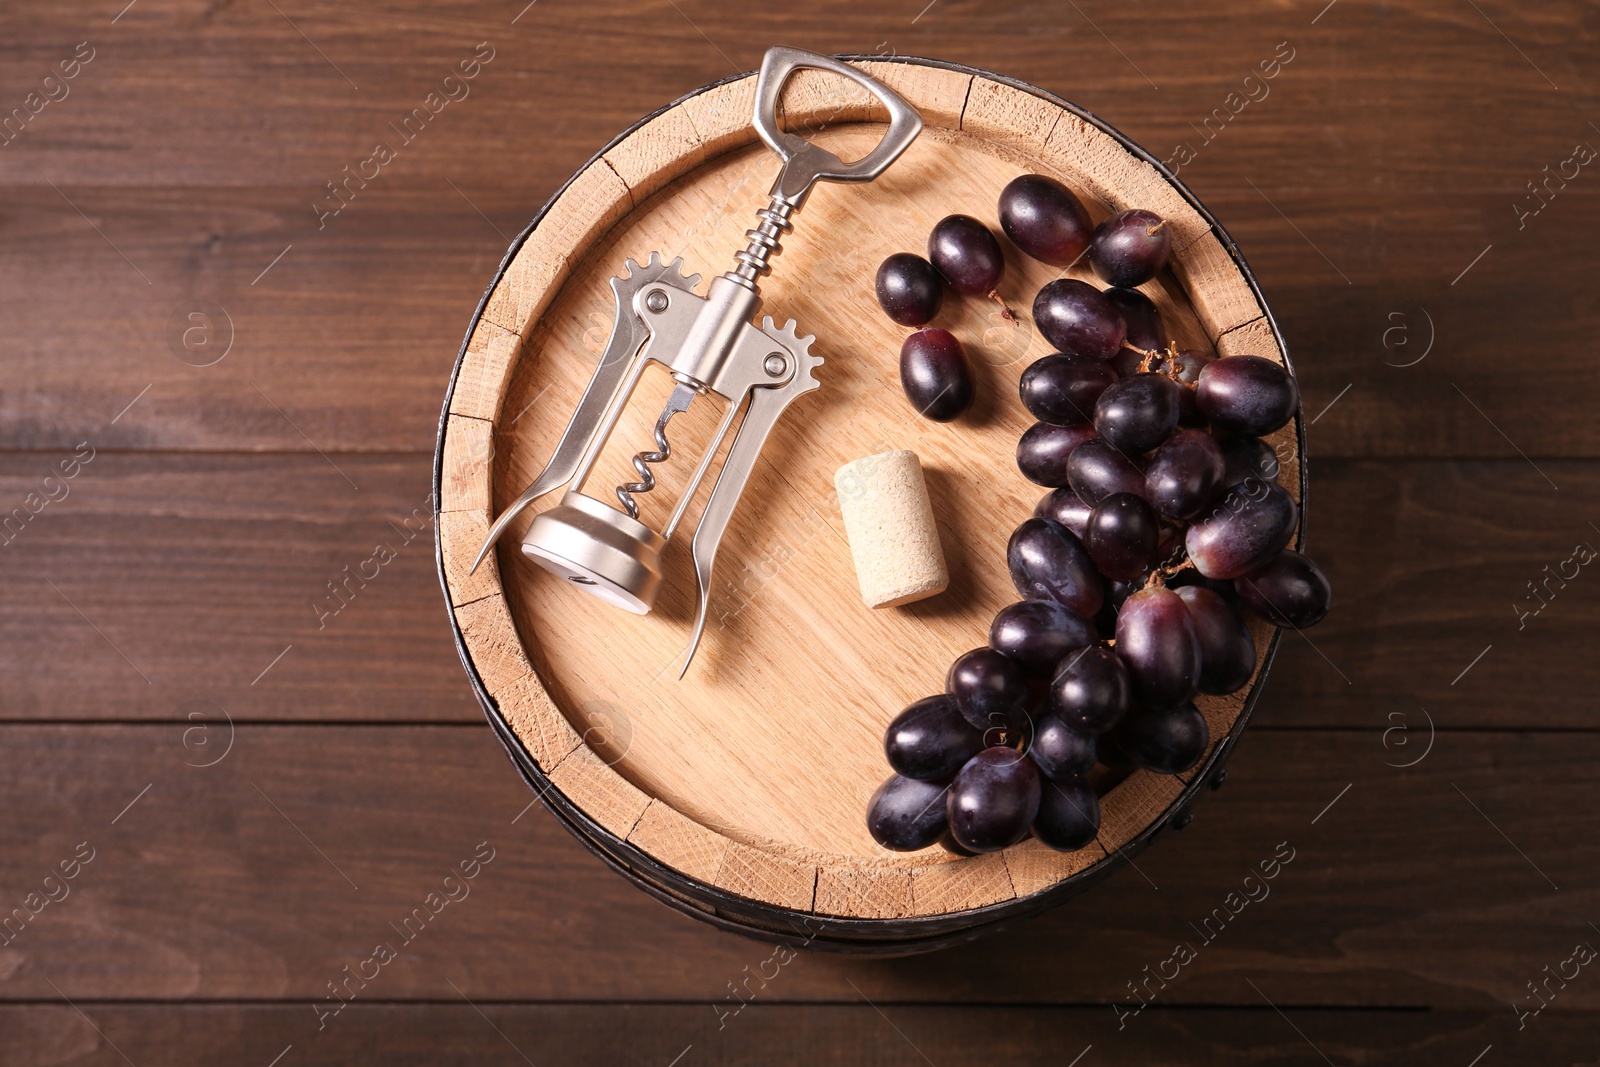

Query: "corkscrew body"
left=471, top=46, right=923, bottom=676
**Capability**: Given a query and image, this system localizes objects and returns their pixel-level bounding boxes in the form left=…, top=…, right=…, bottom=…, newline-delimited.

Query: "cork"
left=834, top=450, right=949, bottom=608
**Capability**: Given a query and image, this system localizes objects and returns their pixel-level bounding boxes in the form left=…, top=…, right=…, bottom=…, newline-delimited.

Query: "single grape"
left=998, top=173, right=1094, bottom=267
left=1104, top=288, right=1168, bottom=377
left=1007, top=517, right=1105, bottom=617
left=1090, top=209, right=1171, bottom=287
left=884, top=694, right=986, bottom=782
left=1050, top=644, right=1131, bottom=734
left=1112, top=703, right=1209, bottom=775
left=867, top=774, right=949, bottom=851
left=1235, top=549, right=1331, bottom=628
left=989, top=600, right=1097, bottom=677
left=1033, top=279, right=1127, bottom=361
left=1196, top=355, right=1299, bottom=436
left=1115, top=585, right=1201, bottom=709
left=899, top=328, right=974, bottom=422
left=947, top=747, right=1042, bottom=853
left=928, top=214, right=1005, bottom=296
left=1034, top=487, right=1093, bottom=540
left=1185, top=480, right=1299, bottom=579
left=947, top=647, right=1030, bottom=734
left=1145, top=427, right=1226, bottom=521
left=1019, top=354, right=1118, bottom=426
left=1066, top=438, right=1146, bottom=505
left=1028, top=715, right=1097, bottom=780
left=875, top=252, right=944, bottom=326
left=1033, top=776, right=1100, bottom=852
left=1175, top=584, right=1257, bottom=695
left=1094, top=375, right=1181, bottom=454
left=1219, top=435, right=1281, bottom=488
left=1017, top=422, right=1098, bottom=487
left=1084, top=493, right=1159, bottom=582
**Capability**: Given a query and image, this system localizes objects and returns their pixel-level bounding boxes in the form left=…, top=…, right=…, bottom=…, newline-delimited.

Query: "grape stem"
left=986, top=289, right=1016, bottom=321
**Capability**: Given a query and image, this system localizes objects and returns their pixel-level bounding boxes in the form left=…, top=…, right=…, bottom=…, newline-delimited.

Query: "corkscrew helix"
left=471, top=46, right=923, bottom=676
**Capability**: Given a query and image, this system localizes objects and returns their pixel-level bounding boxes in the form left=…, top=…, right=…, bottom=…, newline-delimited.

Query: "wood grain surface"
left=3, top=0, right=1596, bottom=1062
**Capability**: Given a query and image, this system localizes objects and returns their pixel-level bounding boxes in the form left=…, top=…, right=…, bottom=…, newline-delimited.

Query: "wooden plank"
left=2, top=1003, right=1593, bottom=1065
left=0, top=724, right=1594, bottom=1008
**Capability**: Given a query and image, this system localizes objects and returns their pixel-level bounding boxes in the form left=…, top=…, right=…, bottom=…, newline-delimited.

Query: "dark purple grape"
left=1017, top=422, right=1098, bottom=487
left=1066, top=438, right=1145, bottom=506
left=1219, top=435, right=1281, bottom=487
left=1156, top=521, right=1187, bottom=569
left=1235, top=549, right=1331, bottom=628
left=1175, top=585, right=1256, bottom=695
left=947, top=647, right=1030, bottom=734
left=1034, top=487, right=1092, bottom=540
left=1104, top=289, right=1167, bottom=377
left=875, top=252, right=944, bottom=327
left=1019, top=354, right=1118, bottom=426
left=1050, top=645, right=1130, bottom=734
left=1085, top=493, right=1159, bottom=582
left=1167, top=350, right=1212, bottom=426
left=1092, top=580, right=1137, bottom=639
left=867, top=774, right=949, bottom=851
left=1196, top=356, right=1299, bottom=436
left=1028, top=715, right=1097, bottom=780
left=1168, top=568, right=1235, bottom=599
left=1186, top=480, right=1299, bottom=579
left=884, top=695, right=985, bottom=782
left=989, top=600, right=1097, bottom=677
left=928, top=214, right=1005, bottom=296
left=1094, top=375, right=1181, bottom=454
left=939, top=830, right=977, bottom=856
left=899, top=328, right=974, bottom=422
left=1090, top=209, right=1171, bottom=288
left=1033, top=777, right=1100, bottom=852
left=947, top=747, right=1041, bottom=853
left=1007, top=517, right=1104, bottom=618
left=1033, top=279, right=1127, bottom=361
left=1112, top=703, right=1209, bottom=774
left=1145, top=428, right=1225, bottom=521
left=998, top=174, right=1093, bottom=267
left=1116, top=586, right=1201, bottom=709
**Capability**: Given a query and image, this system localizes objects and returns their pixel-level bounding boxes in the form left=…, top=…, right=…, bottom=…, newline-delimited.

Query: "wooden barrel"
left=435, top=56, right=1304, bottom=953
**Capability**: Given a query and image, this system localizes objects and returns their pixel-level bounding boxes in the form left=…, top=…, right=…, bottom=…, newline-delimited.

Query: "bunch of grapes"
left=867, top=174, right=1332, bottom=856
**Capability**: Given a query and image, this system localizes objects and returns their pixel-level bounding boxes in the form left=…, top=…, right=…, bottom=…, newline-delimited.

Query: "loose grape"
left=899, top=328, right=974, bottom=422
left=989, top=600, right=1098, bottom=677
left=1219, top=435, right=1281, bottom=488
left=884, top=695, right=986, bottom=782
left=1033, top=279, right=1127, bottom=361
left=1186, top=480, right=1299, bottom=579
left=1094, top=375, right=1181, bottom=454
left=1235, top=549, right=1331, bottom=628
left=1034, top=487, right=1093, bottom=539
left=867, top=774, right=949, bottom=851
left=947, top=747, right=1042, bottom=853
left=1019, top=354, right=1118, bottom=426
left=1112, top=703, right=1209, bottom=774
left=1033, top=776, right=1100, bottom=852
left=1145, top=428, right=1225, bottom=521
left=1066, top=438, right=1146, bottom=506
left=875, top=252, right=944, bottom=326
left=1085, top=493, right=1159, bottom=582
left=1196, top=355, right=1299, bottom=436
left=928, top=214, right=1005, bottom=296
left=947, top=647, right=1030, bottom=734
left=1050, top=644, right=1131, bottom=734
left=1017, top=422, right=1098, bottom=487
left=1007, top=517, right=1105, bottom=617
left=1175, top=584, right=1256, bottom=695
left=1090, top=209, right=1171, bottom=288
left=1115, top=586, right=1201, bottom=709
left=998, top=174, right=1094, bottom=267
left=1028, top=715, right=1097, bottom=780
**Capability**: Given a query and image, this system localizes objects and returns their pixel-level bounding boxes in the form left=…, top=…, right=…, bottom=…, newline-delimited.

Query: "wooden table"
left=3, top=1, right=1594, bottom=1062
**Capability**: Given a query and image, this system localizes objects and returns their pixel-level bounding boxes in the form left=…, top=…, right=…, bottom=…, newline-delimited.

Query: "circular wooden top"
left=437, top=59, right=1300, bottom=921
